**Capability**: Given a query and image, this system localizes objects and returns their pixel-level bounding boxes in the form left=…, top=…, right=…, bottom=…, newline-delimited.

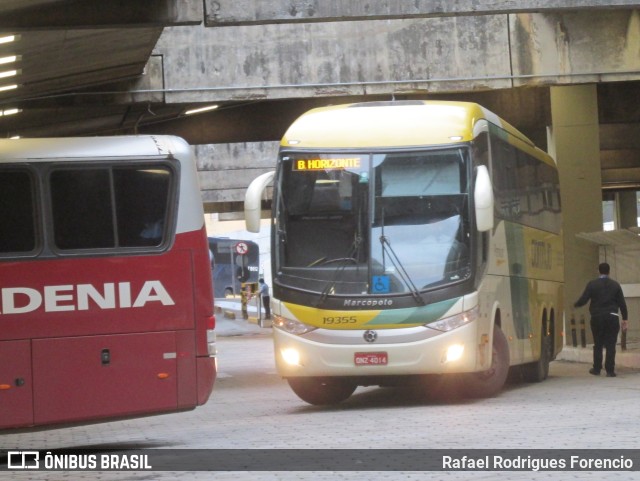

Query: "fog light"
left=444, top=344, right=464, bottom=363
left=281, top=348, right=301, bottom=366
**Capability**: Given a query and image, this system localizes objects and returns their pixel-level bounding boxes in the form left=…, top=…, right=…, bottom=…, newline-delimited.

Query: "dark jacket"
left=574, top=276, right=628, bottom=319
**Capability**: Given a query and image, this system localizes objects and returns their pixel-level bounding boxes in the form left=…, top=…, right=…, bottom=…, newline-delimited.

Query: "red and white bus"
left=0, top=135, right=216, bottom=429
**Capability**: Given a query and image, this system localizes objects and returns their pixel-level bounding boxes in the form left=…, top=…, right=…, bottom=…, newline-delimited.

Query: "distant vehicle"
left=0, top=136, right=216, bottom=429
left=208, top=237, right=259, bottom=297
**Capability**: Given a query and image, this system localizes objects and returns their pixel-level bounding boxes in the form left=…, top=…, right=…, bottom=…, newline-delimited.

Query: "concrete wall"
left=602, top=245, right=640, bottom=345
left=194, top=141, right=278, bottom=207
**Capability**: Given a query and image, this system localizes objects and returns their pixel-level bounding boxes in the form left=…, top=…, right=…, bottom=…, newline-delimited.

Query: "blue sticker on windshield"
left=372, top=275, right=390, bottom=294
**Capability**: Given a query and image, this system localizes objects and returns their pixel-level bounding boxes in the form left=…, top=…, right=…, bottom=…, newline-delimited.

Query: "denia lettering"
left=0, top=281, right=175, bottom=314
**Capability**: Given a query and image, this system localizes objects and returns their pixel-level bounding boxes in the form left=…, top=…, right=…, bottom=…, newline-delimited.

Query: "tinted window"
left=0, top=169, right=37, bottom=253
left=490, top=132, right=561, bottom=234
left=50, top=164, right=173, bottom=251
left=114, top=167, right=171, bottom=247
left=51, top=169, right=114, bottom=249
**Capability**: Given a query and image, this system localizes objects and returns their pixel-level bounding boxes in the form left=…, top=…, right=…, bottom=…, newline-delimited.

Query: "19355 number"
left=322, top=316, right=357, bottom=325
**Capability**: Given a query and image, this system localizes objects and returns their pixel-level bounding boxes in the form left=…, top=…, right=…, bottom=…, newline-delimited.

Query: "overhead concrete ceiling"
left=0, top=0, right=200, bottom=139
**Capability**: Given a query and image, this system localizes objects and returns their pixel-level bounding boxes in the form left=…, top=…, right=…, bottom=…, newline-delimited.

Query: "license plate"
left=354, top=352, right=388, bottom=366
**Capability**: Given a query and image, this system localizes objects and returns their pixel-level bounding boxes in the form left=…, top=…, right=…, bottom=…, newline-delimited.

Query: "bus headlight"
left=281, top=348, right=301, bottom=366
left=273, top=315, right=317, bottom=335
left=428, top=306, right=479, bottom=332
left=443, top=344, right=465, bottom=363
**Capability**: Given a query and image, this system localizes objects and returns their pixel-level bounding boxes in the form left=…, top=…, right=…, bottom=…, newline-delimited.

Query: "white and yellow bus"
left=245, top=101, right=563, bottom=404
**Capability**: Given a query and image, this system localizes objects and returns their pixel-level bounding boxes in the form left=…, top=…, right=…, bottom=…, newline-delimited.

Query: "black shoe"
left=606, top=372, right=617, bottom=377
left=589, top=368, right=601, bottom=376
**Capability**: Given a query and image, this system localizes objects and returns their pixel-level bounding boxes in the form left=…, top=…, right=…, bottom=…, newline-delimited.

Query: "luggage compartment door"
left=32, top=332, right=179, bottom=426
left=0, top=340, right=33, bottom=429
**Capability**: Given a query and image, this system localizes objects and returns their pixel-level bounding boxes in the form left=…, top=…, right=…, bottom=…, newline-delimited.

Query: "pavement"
left=558, top=343, right=640, bottom=370
left=214, top=298, right=273, bottom=337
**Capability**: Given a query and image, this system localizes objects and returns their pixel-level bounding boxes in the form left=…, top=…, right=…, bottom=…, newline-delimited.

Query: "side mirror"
left=244, top=171, right=275, bottom=233
left=474, top=165, right=494, bottom=232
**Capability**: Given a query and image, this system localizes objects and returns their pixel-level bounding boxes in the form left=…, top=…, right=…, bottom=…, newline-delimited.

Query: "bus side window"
left=50, top=169, right=115, bottom=250
left=114, top=166, right=171, bottom=247
left=50, top=164, right=173, bottom=251
left=0, top=169, right=37, bottom=254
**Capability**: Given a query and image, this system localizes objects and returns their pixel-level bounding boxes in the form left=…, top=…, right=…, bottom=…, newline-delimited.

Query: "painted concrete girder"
left=204, top=0, right=640, bottom=26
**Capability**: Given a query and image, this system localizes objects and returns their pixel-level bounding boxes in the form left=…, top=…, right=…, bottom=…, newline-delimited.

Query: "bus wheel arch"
left=463, top=315, right=509, bottom=398
left=521, top=308, right=553, bottom=382
left=287, top=377, right=357, bottom=406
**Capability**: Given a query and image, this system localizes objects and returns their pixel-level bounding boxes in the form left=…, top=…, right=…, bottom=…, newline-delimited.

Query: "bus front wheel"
left=287, top=377, right=357, bottom=405
left=464, top=326, right=510, bottom=398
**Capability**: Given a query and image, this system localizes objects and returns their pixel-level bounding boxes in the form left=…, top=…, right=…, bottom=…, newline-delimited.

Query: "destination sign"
left=293, top=157, right=362, bottom=171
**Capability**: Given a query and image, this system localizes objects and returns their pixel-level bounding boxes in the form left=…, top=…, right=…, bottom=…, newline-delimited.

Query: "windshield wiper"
left=317, top=234, right=361, bottom=306
left=379, top=207, right=424, bottom=305
left=379, top=236, right=424, bottom=305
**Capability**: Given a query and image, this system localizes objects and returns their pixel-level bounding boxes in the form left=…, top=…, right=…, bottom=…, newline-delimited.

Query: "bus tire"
left=464, top=326, right=509, bottom=398
left=287, top=377, right=357, bottom=405
left=521, top=325, right=551, bottom=382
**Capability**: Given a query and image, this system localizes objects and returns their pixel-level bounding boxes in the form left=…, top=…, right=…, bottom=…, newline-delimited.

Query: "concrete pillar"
left=549, top=84, right=601, bottom=334
left=616, top=191, right=638, bottom=229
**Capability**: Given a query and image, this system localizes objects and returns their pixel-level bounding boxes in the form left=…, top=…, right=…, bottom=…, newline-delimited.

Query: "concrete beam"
left=510, top=11, right=640, bottom=87
left=599, top=123, right=640, bottom=150
left=157, top=11, right=640, bottom=106
left=205, top=0, right=640, bottom=26
left=601, top=149, right=640, bottom=169
left=157, top=14, right=513, bottom=105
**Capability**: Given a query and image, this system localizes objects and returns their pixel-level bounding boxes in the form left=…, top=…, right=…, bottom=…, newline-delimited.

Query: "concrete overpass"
left=160, top=4, right=640, bottom=214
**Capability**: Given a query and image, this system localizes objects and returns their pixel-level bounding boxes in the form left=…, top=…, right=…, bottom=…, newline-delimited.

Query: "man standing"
left=258, top=278, right=271, bottom=320
left=574, top=262, right=628, bottom=377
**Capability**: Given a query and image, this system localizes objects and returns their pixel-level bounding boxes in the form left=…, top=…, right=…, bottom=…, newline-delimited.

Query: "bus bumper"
left=273, top=321, right=483, bottom=378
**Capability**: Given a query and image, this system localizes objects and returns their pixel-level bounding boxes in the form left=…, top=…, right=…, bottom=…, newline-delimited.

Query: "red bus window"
left=0, top=169, right=37, bottom=253
left=50, top=168, right=114, bottom=249
left=49, top=164, right=174, bottom=251
left=114, top=166, right=172, bottom=247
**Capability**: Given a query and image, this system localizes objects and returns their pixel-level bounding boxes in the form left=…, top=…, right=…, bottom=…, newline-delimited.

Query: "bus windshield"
left=275, top=148, right=471, bottom=296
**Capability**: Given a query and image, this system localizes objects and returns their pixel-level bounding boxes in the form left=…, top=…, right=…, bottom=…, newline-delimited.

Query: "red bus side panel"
left=32, top=332, right=178, bottom=426
left=0, top=340, right=33, bottom=428
left=175, top=330, right=196, bottom=408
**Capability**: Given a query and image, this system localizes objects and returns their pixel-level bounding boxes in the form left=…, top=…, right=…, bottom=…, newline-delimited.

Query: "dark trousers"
left=590, top=314, right=620, bottom=374
left=262, top=295, right=271, bottom=319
